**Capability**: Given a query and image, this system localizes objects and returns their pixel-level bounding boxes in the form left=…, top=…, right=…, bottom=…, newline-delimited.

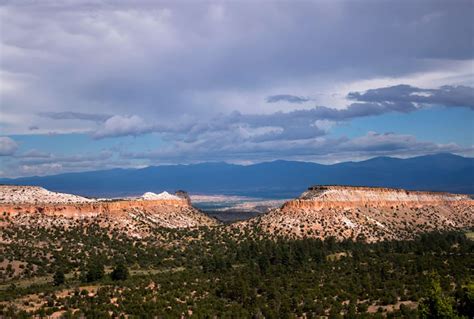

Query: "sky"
left=0, top=0, right=473, bottom=178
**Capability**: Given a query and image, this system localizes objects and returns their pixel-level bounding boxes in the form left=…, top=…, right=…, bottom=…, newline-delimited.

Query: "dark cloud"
left=266, top=95, right=310, bottom=104
left=348, top=85, right=474, bottom=110
left=249, top=126, right=325, bottom=143
left=192, top=84, right=474, bottom=136
left=39, top=112, right=112, bottom=122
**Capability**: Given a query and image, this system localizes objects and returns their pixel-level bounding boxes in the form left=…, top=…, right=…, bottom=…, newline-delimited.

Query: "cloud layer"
left=121, top=131, right=473, bottom=164
left=348, top=85, right=474, bottom=110
left=88, top=84, right=474, bottom=143
left=0, top=1, right=473, bottom=177
left=1, top=1, right=473, bottom=134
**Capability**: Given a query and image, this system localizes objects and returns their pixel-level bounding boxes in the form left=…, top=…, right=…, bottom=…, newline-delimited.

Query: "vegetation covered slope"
left=0, top=185, right=473, bottom=318
left=0, top=220, right=473, bottom=318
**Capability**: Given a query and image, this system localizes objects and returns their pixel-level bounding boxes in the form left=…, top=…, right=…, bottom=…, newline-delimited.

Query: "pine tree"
left=84, top=260, right=104, bottom=282
left=53, top=269, right=65, bottom=286
left=418, top=274, right=460, bottom=319
left=111, top=263, right=129, bottom=281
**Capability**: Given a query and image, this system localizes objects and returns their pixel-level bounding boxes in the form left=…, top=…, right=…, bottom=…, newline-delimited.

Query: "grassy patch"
left=465, top=231, right=474, bottom=240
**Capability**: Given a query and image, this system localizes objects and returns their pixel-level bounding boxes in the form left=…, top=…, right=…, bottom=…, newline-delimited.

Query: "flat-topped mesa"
left=0, top=185, right=187, bottom=204
left=244, top=185, right=473, bottom=242
left=0, top=186, right=190, bottom=216
left=0, top=186, right=217, bottom=233
left=1, top=187, right=192, bottom=216
left=283, top=185, right=471, bottom=210
left=303, top=185, right=470, bottom=201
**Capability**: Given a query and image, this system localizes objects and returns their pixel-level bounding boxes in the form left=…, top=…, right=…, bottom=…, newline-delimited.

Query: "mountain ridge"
left=1, top=153, right=473, bottom=197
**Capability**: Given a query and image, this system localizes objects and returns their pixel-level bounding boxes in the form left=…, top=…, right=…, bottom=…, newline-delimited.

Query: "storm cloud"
left=266, top=95, right=311, bottom=104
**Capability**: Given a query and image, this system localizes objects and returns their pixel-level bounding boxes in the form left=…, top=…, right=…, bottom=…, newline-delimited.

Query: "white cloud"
left=19, top=163, right=63, bottom=177
left=92, top=115, right=152, bottom=139
left=0, top=150, right=132, bottom=178
left=0, top=137, right=18, bottom=156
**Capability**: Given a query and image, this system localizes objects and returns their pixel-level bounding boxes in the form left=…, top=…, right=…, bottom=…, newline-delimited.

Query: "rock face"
left=0, top=186, right=218, bottom=237
left=242, top=185, right=473, bottom=242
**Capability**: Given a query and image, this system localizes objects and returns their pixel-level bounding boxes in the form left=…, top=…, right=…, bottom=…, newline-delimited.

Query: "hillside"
left=1, top=153, right=473, bottom=197
left=241, top=185, right=474, bottom=242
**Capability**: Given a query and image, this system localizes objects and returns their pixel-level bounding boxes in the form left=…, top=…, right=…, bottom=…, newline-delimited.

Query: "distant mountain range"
left=1, top=153, right=473, bottom=198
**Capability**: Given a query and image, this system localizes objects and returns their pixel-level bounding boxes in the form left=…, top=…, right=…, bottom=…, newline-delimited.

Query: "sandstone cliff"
left=241, top=185, right=473, bottom=242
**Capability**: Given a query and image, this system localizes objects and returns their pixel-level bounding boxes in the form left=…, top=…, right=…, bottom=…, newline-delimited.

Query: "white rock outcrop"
left=0, top=186, right=93, bottom=204
left=141, top=191, right=181, bottom=200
